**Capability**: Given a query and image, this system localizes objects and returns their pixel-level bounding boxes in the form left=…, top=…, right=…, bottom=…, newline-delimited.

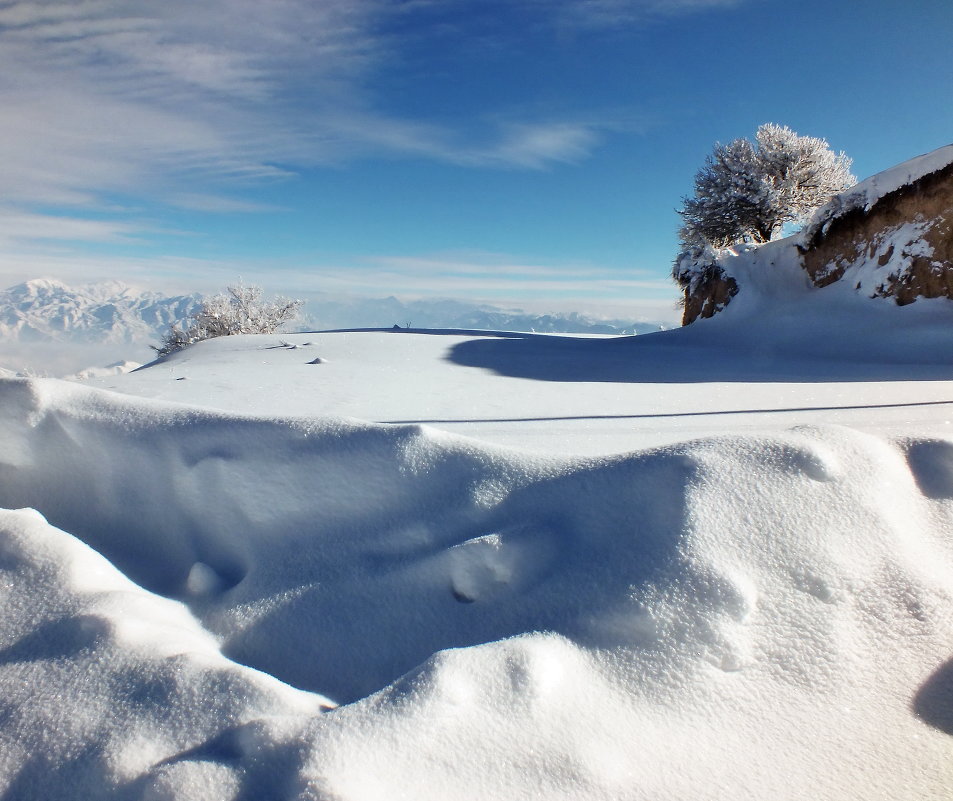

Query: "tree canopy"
left=677, top=124, right=855, bottom=250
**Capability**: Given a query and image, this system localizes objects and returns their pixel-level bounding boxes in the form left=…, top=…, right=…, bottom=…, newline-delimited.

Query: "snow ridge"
left=801, top=143, right=953, bottom=242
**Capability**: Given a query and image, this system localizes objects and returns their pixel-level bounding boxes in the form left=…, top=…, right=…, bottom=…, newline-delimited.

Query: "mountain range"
left=0, top=278, right=667, bottom=350
left=0, top=279, right=201, bottom=346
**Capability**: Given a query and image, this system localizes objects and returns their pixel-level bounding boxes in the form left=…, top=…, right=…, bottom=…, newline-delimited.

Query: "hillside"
left=675, top=143, right=953, bottom=324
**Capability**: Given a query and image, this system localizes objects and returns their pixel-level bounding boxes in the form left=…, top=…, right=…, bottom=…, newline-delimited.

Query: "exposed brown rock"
left=678, top=265, right=738, bottom=326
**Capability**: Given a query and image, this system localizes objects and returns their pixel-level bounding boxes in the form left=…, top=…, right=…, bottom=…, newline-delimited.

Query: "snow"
left=835, top=143, right=953, bottom=212
left=2, top=286, right=953, bottom=797
left=67, top=360, right=142, bottom=380
left=802, top=143, right=953, bottom=239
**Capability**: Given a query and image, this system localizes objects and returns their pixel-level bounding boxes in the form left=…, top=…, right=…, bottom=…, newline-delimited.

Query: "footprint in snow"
left=448, top=534, right=516, bottom=604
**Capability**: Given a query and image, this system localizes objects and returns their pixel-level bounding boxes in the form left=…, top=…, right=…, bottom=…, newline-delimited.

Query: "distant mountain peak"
left=0, top=279, right=200, bottom=345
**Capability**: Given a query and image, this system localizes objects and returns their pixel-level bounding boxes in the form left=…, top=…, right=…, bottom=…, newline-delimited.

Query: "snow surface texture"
left=3, top=288, right=953, bottom=798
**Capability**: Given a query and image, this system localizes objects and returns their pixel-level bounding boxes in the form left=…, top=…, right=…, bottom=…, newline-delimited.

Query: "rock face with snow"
left=0, top=278, right=200, bottom=345
left=801, top=154, right=953, bottom=303
left=674, top=261, right=739, bottom=326
left=676, top=144, right=953, bottom=324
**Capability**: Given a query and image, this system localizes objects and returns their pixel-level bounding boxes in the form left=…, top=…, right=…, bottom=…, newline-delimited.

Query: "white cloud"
left=0, top=1, right=575, bottom=240
left=0, top=207, right=141, bottom=246
left=0, top=0, right=385, bottom=220
left=167, top=194, right=284, bottom=214
left=460, top=122, right=602, bottom=169
left=303, top=253, right=677, bottom=305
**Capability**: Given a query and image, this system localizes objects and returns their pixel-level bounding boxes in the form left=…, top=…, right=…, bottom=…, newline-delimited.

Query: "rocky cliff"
left=675, top=144, right=953, bottom=325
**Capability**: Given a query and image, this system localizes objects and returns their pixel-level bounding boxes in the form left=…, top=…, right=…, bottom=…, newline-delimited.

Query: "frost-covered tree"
left=677, top=123, right=855, bottom=249
left=154, top=284, right=303, bottom=357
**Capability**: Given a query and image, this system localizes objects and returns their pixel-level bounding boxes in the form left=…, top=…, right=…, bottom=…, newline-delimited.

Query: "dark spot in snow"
left=913, top=658, right=953, bottom=735
left=905, top=440, right=953, bottom=499
left=451, top=586, right=476, bottom=604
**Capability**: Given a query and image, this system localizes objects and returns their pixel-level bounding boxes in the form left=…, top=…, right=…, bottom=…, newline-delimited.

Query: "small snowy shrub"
left=677, top=123, right=855, bottom=250
left=154, top=284, right=303, bottom=357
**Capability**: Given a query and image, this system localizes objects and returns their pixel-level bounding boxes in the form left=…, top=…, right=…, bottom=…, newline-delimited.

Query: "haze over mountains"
left=0, top=278, right=669, bottom=375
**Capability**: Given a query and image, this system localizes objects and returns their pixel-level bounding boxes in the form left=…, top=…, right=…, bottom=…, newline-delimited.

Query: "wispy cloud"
left=459, top=122, right=603, bottom=169
left=0, top=207, right=142, bottom=246
left=167, top=194, right=285, bottom=214
left=549, top=0, right=745, bottom=30
left=307, top=252, right=676, bottom=305
left=0, top=246, right=678, bottom=317
left=0, top=0, right=738, bottom=248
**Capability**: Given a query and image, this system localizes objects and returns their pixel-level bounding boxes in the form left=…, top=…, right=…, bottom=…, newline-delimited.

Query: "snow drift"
left=1, top=375, right=952, bottom=798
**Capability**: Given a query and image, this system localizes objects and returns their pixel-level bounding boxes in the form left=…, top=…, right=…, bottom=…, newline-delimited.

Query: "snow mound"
left=1, top=377, right=952, bottom=798
left=0, top=506, right=331, bottom=799
left=67, top=360, right=142, bottom=380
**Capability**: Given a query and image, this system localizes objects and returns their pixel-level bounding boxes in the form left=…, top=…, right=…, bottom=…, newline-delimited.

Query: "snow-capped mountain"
left=0, top=279, right=201, bottom=345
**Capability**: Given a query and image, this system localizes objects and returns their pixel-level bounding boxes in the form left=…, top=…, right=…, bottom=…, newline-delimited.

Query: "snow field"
left=1, top=375, right=952, bottom=798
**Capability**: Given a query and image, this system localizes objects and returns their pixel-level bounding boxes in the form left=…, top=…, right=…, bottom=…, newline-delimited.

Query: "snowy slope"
left=83, top=293, right=953, bottom=455
left=2, top=279, right=953, bottom=799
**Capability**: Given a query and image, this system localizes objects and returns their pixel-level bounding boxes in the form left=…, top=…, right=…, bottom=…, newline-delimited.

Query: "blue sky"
left=1, top=0, right=951, bottom=322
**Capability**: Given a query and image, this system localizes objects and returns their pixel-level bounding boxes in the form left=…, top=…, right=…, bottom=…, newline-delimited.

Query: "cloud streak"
left=0, top=0, right=741, bottom=249
left=0, top=245, right=679, bottom=320
left=549, top=0, right=745, bottom=29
